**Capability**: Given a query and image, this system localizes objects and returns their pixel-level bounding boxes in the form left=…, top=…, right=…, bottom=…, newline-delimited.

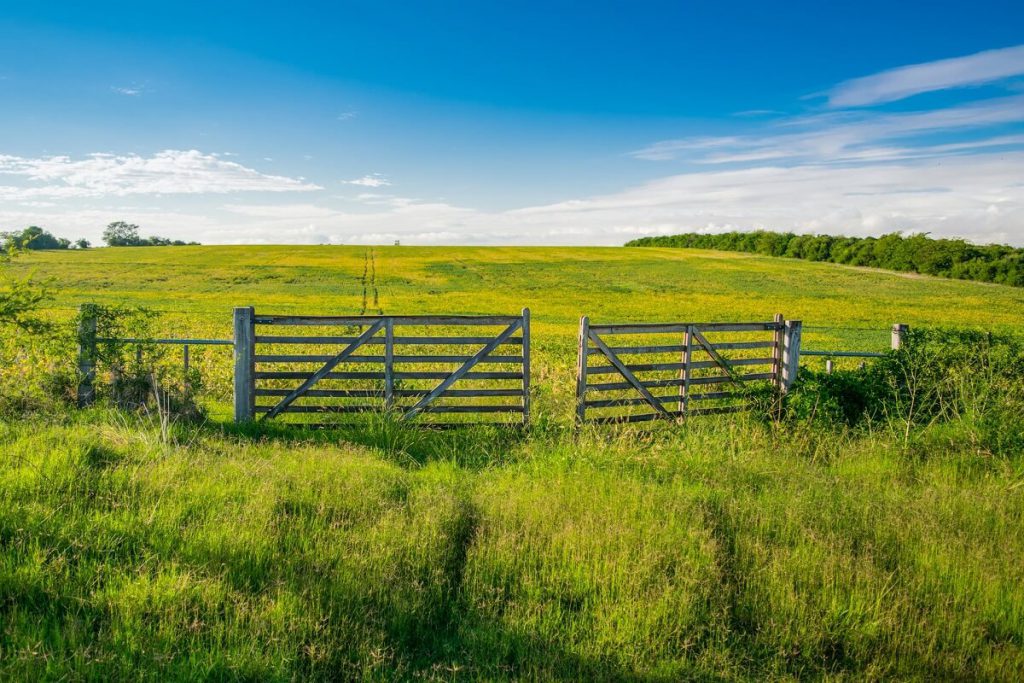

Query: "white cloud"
left=56, top=151, right=1019, bottom=247
left=631, top=96, right=1024, bottom=164
left=0, top=149, right=321, bottom=199
left=827, top=44, right=1024, bottom=107
left=337, top=111, right=357, bottom=121
left=343, top=174, right=390, bottom=188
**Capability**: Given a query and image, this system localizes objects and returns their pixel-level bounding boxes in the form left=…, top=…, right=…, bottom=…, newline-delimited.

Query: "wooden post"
left=825, top=359, right=834, bottom=375
left=891, top=323, right=908, bottom=350
left=521, top=308, right=531, bottom=427
left=384, top=318, right=394, bottom=410
left=678, top=325, right=693, bottom=422
left=233, top=306, right=255, bottom=423
left=781, top=320, right=802, bottom=392
left=574, top=316, right=590, bottom=427
left=76, top=304, right=97, bottom=408
left=182, top=344, right=190, bottom=396
left=772, top=313, right=785, bottom=390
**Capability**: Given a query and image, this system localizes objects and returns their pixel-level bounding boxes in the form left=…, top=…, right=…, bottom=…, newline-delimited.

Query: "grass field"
left=2, top=245, right=1023, bottom=680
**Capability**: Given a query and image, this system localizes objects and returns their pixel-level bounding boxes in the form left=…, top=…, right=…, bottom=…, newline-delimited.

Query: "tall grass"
left=2, top=414, right=1021, bottom=679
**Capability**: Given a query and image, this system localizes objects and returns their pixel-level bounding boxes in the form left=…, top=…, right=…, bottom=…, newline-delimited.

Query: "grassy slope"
left=3, top=246, right=1023, bottom=679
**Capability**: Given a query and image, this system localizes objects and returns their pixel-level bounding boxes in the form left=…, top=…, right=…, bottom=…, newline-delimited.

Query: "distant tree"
left=103, top=221, right=143, bottom=247
left=102, top=221, right=198, bottom=247
left=75, top=238, right=91, bottom=249
left=626, top=230, right=1024, bottom=288
left=1, top=226, right=71, bottom=250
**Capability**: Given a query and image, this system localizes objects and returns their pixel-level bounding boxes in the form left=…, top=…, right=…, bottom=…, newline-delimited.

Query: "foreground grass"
left=2, top=414, right=1021, bottom=680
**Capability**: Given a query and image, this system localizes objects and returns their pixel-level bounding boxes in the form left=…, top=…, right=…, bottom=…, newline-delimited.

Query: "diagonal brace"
left=588, top=330, right=674, bottom=418
left=691, top=329, right=744, bottom=385
left=262, top=319, right=385, bottom=420
left=403, top=320, right=521, bottom=420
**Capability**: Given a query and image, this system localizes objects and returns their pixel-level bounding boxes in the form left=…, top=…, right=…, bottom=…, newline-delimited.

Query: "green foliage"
left=628, top=230, right=1024, bottom=287
left=1, top=225, right=72, bottom=251
left=779, top=328, right=1024, bottom=457
left=0, top=240, right=50, bottom=333
left=102, top=221, right=198, bottom=247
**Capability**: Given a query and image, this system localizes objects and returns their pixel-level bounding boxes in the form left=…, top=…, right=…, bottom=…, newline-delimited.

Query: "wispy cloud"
left=632, top=95, right=1024, bottom=164
left=342, top=173, right=390, bottom=188
left=826, top=44, right=1024, bottom=107
left=0, top=149, right=321, bottom=199
left=337, top=111, right=357, bottom=121
left=111, top=85, right=145, bottom=96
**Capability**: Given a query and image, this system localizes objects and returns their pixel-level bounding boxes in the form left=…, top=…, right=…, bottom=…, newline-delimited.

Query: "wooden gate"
left=233, top=308, right=530, bottom=427
left=575, top=315, right=801, bottom=425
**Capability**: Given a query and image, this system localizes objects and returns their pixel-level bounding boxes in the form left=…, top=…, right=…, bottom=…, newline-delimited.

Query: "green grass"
left=2, top=415, right=1022, bottom=679
left=2, top=245, right=1024, bottom=679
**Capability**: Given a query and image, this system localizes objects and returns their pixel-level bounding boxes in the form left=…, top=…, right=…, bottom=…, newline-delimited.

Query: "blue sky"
left=2, top=1, right=1023, bottom=245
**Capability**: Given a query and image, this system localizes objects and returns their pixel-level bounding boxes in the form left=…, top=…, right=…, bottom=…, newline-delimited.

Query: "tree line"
left=626, top=231, right=1024, bottom=287
left=0, top=222, right=199, bottom=251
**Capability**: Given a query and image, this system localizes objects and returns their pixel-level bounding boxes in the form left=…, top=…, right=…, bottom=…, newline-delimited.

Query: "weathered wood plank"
left=233, top=306, right=255, bottom=422
left=587, top=357, right=773, bottom=375
left=255, top=387, right=523, bottom=398
left=255, top=370, right=523, bottom=381
left=261, top=320, right=385, bottom=421
left=575, top=317, right=590, bottom=426
left=588, top=321, right=781, bottom=334
left=255, top=315, right=520, bottom=326
left=588, top=340, right=775, bottom=355
left=404, top=320, right=523, bottom=420
left=253, top=354, right=523, bottom=364
left=781, top=320, right=802, bottom=392
left=586, top=371, right=776, bottom=392
left=255, top=335, right=523, bottom=345
left=586, top=404, right=751, bottom=424
left=587, top=330, right=674, bottom=419
left=584, top=394, right=679, bottom=408
left=521, top=308, right=531, bottom=426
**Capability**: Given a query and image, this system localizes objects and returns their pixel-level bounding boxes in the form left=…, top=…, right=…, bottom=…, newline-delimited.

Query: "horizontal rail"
left=96, top=337, right=234, bottom=346
left=255, top=388, right=523, bottom=398
left=587, top=357, right=773, bottom=375
left=584, top=391, right=740, bottom=408
left=255, top=335, right=523, bottom=345
left=801, top=350, right=886, bottom=358
left=585, top=404, right=752, bottom=424
left=273, top=422, right=524, bottom=430
left=253, top=354, right=523, bottom=364
left=589, top=340, right=775, bottom=355
left=254, top=371, right=523, bottom=381
left=588, top=322, right=781, bottom=335
left=255, top=315, right=520, bottom=326
left=586, top=372, right=775, bottom=392
left=256, top=404, right=524, bottom=414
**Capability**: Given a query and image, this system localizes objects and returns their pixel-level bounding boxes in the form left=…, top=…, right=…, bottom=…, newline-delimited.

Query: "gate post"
left=891, top=323, right=909, bottom=350
left=781, top=320, right=802, bottom=392
left=76, top=304, right=98, bottom=408
left=771, top=312, right=785, bottom=390
left=521, top=308, right=531, bottom=427
left=233, top=306, right=255, bottom=422
left=574, top=316, right=590, bottom=427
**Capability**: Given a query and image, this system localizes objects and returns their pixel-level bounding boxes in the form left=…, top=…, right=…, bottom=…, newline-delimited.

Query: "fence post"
left=891, top=323, right=909, bottom=350
left=574, top=316, right=589, bottom=427
left=233, top=306, right=255, bottom=422
left=781, top=320, right=802, bottom=392
left=521, top=308, right=531, bottom=427
left=384, top=318, right=394, bottom=410
left=76, top=304, right=98, bottom=408
left=772, top=312, right=785, bottom=390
